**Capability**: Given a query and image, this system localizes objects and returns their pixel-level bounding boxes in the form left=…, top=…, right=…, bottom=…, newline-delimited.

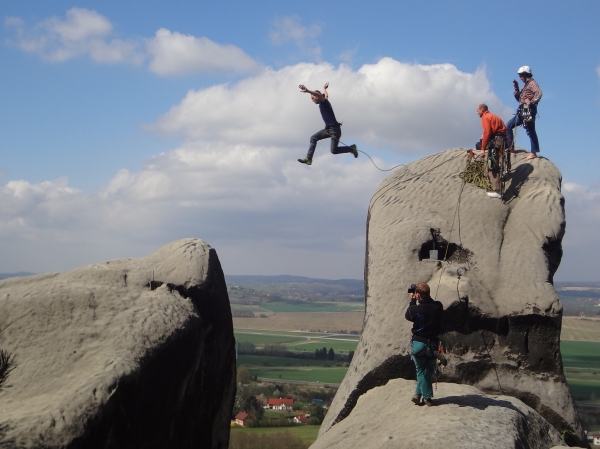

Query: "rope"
left=369, top=151, right=465, bottom=212
left=357, top=149, right=404, bottom=172
left=433, top=180, right=466, bottom=300
left=334, top=134, right=405, bottom=172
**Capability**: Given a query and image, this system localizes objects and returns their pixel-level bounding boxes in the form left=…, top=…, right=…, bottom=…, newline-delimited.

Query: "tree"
left=307, top=416, right=321, bottom=425
left=237, top=365, right=252, bottom=385
left=244, top=395, right=265, bottom=421
left=327, top=348, right=335, bottom=361
left=309, top=404, right=325, bottom=421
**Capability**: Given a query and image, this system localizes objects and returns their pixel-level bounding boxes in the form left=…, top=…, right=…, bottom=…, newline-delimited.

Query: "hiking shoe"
left=350, top=144, right=358, bottom=158
left=411, top=394, right=422, bottom=405
left=424, top=399, right=434, bottom=407
left=487, top=192, right=501, bottom=199
left=298, top=157, right=312, bottom=165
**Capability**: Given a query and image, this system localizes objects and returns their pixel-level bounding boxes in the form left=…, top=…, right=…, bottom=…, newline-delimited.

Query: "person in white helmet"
left=506, top=66, right=542, bottom=161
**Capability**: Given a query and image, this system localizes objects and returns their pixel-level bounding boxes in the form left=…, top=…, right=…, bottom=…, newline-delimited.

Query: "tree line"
left=238, top=341, right=354, bottom=362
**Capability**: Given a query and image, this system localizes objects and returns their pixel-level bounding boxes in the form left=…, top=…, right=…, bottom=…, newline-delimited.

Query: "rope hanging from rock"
left=459, top=156, right=493, bottom=192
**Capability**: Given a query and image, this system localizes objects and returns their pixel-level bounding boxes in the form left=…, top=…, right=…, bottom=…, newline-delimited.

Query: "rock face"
left=311, top=379, right=566, bottom=449
left=0, top=239, right=235, bottom=449
left=318, top=149, right=585, bottom=445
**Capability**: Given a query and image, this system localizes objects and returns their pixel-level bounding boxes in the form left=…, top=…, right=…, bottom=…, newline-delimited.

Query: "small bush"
left=0, top=349, right=17, bottom=392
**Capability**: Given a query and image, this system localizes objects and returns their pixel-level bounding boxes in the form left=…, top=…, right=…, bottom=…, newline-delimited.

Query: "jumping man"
left=297, top=83, right=358, bottom=166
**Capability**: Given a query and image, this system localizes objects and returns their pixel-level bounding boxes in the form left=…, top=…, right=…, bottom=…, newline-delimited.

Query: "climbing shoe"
left=298, top=157, right=312, bottom=165
left=350, top=144, right=358, bottom=158
left=487, top=192, right=501, bottom=199
left=425, top=399, right=434, bottom=407
left=411, top=394, right=422, bottom=405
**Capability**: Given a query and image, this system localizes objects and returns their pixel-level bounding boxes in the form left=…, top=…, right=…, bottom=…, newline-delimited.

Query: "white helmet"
left=517, top=66, right=532, bottom=75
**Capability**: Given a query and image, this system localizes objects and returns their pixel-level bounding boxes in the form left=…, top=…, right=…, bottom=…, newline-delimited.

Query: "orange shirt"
left=480, top=110, right=507, bottom=151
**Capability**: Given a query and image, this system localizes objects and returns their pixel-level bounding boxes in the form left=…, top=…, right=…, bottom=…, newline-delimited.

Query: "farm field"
left=230, top=301, right=364, bottom=314
left=233, top=311, right=364, bottom=332
left=237, top=355, right=348, bottom=383
left=561, top=317, right=600, bottom=341
left=234, top=314, right=600, bottom=404
left=561, top=340, right=600, bottom=404
left=230, top=424, right=319, bottom=444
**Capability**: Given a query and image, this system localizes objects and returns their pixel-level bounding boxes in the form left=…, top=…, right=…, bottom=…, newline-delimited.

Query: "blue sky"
left=1, top=1, right=599, bottom=281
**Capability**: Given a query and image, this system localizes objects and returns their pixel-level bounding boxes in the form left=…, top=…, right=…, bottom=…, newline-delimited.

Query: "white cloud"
left=270, top=16, right=323, bottom=61
left=5, top=9, right=260, bottom=75
left=556, top=182, right=600, bottom=281
left=5, top=8, right=144, bottom=64
left=0, top=58, right=520, bottom=278
left=150, top=59, right=508, bottom=152
left=146, top=28, right=262, bottom=76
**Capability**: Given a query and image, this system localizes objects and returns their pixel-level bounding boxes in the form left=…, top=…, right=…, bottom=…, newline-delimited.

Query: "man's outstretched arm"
left=299, top=84, right=325, bottom=101
left=322, top=82, right=329, bottom=100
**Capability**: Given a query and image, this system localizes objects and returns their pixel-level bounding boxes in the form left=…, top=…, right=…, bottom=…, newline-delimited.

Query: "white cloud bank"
left=557, top=182, right=600, bottom=281
left=5, top=8, right=261, bottom=75
left=151, top=59, right=508, bottom=151
left=6, top=59, right=592, bottom=279
left=5, top=9, right=144, bottom=64
left=147, top=28, right=261, bottom=76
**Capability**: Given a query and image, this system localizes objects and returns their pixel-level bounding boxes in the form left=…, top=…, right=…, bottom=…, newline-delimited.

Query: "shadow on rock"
left=434, top=394, right=526, bottom=416
left=503, top=161, right=534, bottom=203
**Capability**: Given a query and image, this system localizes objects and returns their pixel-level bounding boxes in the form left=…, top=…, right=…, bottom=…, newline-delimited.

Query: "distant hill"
left=225, top=274, right=362, bottom=287
left=0, top=272, right=36, bottom=280
left=225, top=275, right=364, bottom=303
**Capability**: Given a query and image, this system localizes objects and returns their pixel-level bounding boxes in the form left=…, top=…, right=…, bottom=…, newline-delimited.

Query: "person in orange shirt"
left=476, top=104, right=507, bottom=199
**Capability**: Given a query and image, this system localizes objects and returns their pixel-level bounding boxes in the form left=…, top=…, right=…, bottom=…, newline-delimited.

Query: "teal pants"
left=411, top=340, right=435, bottom=400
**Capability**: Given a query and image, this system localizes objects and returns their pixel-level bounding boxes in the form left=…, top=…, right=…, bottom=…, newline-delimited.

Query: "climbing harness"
left=519, top=103, right=534, bottom=126
left=432, top=343, right=447, bottom=390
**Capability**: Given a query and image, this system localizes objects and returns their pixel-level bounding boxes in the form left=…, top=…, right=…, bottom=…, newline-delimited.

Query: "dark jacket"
left=405, top=297, right=443, bottom=342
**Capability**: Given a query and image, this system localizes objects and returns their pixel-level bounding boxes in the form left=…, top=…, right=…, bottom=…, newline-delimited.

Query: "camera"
left=407, top=284, right=416, bottom=294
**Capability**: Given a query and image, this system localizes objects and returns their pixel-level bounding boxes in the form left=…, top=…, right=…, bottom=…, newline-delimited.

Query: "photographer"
left=404, top=282, right=443, bottom=407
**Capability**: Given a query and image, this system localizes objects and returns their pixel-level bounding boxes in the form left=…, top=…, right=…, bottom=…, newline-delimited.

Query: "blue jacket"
left=405, top=297, right=443, bottom=342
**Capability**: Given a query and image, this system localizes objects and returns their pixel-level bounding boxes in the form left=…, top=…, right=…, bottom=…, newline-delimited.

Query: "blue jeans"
left=306, top=127, right=353, bottom=160
left=506, top=105, right=539, bottom=153
left=411, top=340, right=435, bottom=400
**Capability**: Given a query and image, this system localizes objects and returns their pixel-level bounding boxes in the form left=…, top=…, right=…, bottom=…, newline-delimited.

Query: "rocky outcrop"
left=318, top=149, right=585, bottom=445
left=310, top=379, right=566, bottom=449
left=0, top=239, right=235, bottom=449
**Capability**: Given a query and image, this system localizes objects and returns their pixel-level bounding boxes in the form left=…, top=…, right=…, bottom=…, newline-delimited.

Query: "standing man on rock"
left=506, top=66, right=542, bottom=161
left=405, top=282, right=443, bottom=407
left=476, top=103, right=507, bottom=199
left=297, top=83, right=359, bottom=166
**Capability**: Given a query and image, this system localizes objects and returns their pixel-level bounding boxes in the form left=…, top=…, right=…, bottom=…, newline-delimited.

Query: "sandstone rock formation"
left=310, top=379, right=566, bottom=449
left=318, top=148, right=585, bottom=445
left=0, top=239, right=235, bottom=449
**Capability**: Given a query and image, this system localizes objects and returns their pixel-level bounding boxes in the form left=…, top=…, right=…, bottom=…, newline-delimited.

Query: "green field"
left=237, top=355, right=341, bottom=367
left=233, top=332, right=303, bottom=345
left=561, top=341, right=600, bottom=404
left=285, top=340, right=359, bottom=352
left=230, top=424, right=320, bottom=444
left=234, top=329, right=360, bottom=354
left=258, top=302, right=364, bottom=313
left=248, top=366, right=347, bottom=384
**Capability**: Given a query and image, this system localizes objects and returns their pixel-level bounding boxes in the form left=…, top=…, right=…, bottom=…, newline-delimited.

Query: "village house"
left=293, top=415, right=309, bottom=424
left=234, top=412, right=249, bottom=427
left=267, top=397, right=294, bottom=411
